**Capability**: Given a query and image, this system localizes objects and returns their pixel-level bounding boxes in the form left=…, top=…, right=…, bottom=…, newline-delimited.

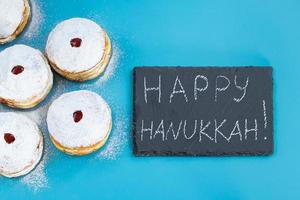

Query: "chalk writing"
left=144, top=75, right=161, bottom=103
left=134, top=67, right=273, bottom=156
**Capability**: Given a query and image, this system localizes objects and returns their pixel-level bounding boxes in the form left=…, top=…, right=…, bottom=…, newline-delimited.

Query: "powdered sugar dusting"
left=97, top=107, right=128, bottom=160
left=24, top=106, right=48, bottom=127
left=80, top=43, right=121, bottom=89
left=96, top=44, right=121, bottom=84
left=23, top=79, right=65, bottom=126
left=21, top=147, right=47, bottom=192
left=24, top=0, right=44, bottom=40
left=19, top=79, right=65, bottom=192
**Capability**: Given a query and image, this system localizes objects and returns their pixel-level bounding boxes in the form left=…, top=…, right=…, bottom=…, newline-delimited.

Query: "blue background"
left=0, top=0, right=299, bottom=199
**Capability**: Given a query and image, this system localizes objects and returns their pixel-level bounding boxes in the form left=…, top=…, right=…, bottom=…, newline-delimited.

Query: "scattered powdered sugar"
left=23, top=79, right=65, bottom=126
left=80, top=43, right=122, bottom=89
left=24, top=0, right=44, bottom=40
left=20, top=143, right=48, bottom=192
left=97, top=43, right=122, bottom=84
left=96, top=106, right=128, bottom=160
left=19, top=79, right=65, bottom=192
left=23, top=104, right=49, bottom=127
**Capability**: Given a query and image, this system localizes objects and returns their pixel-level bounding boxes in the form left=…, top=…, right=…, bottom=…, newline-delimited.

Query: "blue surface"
left=0, top=0, right=299, bottom=199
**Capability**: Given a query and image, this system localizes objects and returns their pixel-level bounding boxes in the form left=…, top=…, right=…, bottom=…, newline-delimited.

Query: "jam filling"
left=4, top=133, right=15, bottom=144
left=70, top=38, right=82, bottom=47
left=73, top=110, right=83, bottom=123
left=11, top=65, right=24, bottom=75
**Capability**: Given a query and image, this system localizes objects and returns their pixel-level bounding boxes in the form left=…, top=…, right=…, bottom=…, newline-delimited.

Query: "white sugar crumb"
left=24, top=0, right=43, bottom=39
left=80, top=43, right=122, bottom=89
left=97, top=111, right=128, bottom=160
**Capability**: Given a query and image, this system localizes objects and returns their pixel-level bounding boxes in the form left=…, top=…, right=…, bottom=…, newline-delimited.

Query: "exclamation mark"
left=262, top=99, right=268, bottom=140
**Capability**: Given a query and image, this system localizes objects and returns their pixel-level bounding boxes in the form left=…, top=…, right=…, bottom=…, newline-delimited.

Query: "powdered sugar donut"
left=0, top=112, right=43, bottom=178
left=47, top=90, right=112, bottom=155
left=0, top=0, right=30, bottom=44
left=0, top=45, right=53, bottom=109
left=45, top=18, right=112, bottom=82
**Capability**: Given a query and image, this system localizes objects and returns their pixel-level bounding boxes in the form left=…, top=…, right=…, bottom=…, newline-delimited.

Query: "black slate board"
left=133, top=67, right=273, bottom=156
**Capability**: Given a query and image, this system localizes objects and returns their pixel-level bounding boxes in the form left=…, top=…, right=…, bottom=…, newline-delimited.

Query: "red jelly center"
left=4, top=133, right=15, bottom=144
left=73, top=110, right=83, bottom=123
left=70, top=38, right=82, bottom=47
left=11, top=65, right=24, bottom=75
